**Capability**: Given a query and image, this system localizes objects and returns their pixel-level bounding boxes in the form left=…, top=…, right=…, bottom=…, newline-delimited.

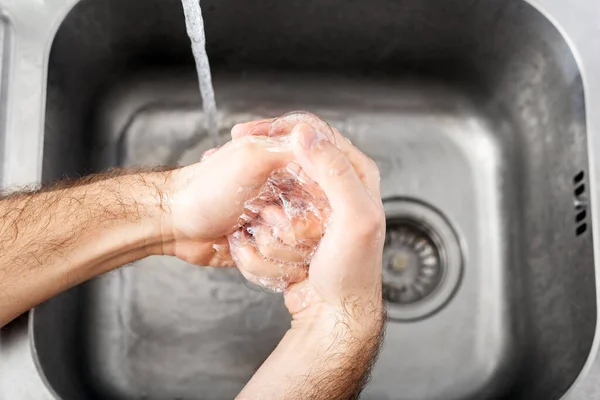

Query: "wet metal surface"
left=0, top=0, right=599, bottom=399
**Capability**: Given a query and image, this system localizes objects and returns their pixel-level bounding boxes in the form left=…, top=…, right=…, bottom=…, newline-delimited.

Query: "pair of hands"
left=163, top=118, right=385, bottom=330
left=0, top=116, right=385, bottom=398
left=0, top=114, right=384, bottom=398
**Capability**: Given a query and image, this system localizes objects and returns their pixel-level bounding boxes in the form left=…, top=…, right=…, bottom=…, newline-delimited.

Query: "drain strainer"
left=383, top=199, right=463, bottom=321
left=383, top=222, right=442, bottom=304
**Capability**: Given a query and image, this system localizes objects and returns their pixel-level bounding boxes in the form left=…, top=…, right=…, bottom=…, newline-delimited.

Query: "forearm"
left=237, top=306, right=385, bottom=400
left=0, top=169, right=173, bottom=326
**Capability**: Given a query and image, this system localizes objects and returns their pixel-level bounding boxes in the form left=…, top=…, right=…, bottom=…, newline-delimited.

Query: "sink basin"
left=1, top=0, right=600, bottom=399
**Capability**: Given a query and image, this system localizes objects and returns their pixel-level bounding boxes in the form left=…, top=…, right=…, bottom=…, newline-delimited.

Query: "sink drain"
left=383, top=199, right=463, bottom=321
left=383, top=222, right=442, bottom=304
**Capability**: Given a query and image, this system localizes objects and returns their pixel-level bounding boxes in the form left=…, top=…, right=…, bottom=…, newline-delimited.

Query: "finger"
left=231, top=119, right=274, bottom=140
left=261, top=206, right=324, bottom=244
left=291, top=123, right=373, bottom=215
left=287, top=216, right=324, bottom=244
left=207, top=238, right=236, bottom=267
left=284, top=162, right=331, bottom=205
left=253, top=222, right=309, bottom=264
left=234, top=119, right=381, bottom=197
left=206, top=136, right=294, bottom=188
left=284, top=280, right=315, bottom=315
left=229, top=231, right=307, bottom=283
left=330, top=128, right=381, bottom=198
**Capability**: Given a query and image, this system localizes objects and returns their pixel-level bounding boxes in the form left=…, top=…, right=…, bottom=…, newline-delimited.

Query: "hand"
left=163, top=119, right=297, bottom=266
left=236, top=122, right=386, bottom=400
left=285, top=123, right=385, bottom=329
left=232, top=121, right=385, bottom=324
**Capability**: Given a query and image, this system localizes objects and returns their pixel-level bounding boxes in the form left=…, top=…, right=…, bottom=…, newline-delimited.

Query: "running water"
left=180, top=0, right=219, bottom=143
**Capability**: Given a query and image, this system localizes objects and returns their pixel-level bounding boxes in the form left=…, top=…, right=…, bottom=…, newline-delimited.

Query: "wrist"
left=134, top=170, right=177, bottom=257
left=287, top=287, right=385, bottom=338
left=91, top=169, right=178, bottom=259
left=239, top=299, right=385, bottom=400
left=161, top=164, right=225, bottom=265
left=293, top=303, right=385, bottom=341
left=285, top=299, right=385, bottom=380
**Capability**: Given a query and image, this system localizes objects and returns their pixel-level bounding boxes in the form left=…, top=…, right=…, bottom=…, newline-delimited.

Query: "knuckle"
left=234, top=140, right=268, bottom=170
left=353, top=206, right=385, bottom=238
left=322, top=149, right=352, bottom=177
left=237, top=137, right=259, bottom=155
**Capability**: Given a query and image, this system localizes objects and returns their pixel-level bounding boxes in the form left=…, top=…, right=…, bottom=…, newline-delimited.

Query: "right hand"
left=233, top=121, right=386, bottom=329
left=164, top=119, right=296, bottom=266
left=286, top=123, right=385, bottom=330
left=234, top=122, right=386, bottom=400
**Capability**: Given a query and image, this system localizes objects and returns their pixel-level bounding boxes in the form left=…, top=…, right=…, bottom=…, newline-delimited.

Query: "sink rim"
left=0, top=0, right=599, bottom=399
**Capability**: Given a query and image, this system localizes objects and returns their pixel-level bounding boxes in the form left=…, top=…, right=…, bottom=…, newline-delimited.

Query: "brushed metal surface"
left=0, top=0, right=599, bottom=399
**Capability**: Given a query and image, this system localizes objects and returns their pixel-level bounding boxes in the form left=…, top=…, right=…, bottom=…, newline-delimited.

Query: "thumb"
left=291, top=123, right=371, bottom=216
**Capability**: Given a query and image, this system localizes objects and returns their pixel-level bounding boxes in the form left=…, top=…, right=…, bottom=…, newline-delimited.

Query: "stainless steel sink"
left=1, top=0, right=600, bottom=399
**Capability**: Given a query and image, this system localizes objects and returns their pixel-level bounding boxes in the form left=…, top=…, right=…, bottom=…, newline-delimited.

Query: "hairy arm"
left=237, top=306, right=385, bottom=400
left=0, top=169, right=176, bottom=327
left=0, top=135, right=296, bottom=328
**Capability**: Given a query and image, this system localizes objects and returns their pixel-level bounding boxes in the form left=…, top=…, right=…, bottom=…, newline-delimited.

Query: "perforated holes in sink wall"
left=574, top=171, right=588, bottom=236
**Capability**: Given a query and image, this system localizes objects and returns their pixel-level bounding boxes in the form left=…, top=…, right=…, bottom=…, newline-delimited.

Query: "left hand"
left=163, top=120, right=298, bottom=266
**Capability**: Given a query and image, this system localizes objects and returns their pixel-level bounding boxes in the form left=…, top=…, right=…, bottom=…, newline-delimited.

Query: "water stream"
left=180, top=0, right=219, bottom=144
